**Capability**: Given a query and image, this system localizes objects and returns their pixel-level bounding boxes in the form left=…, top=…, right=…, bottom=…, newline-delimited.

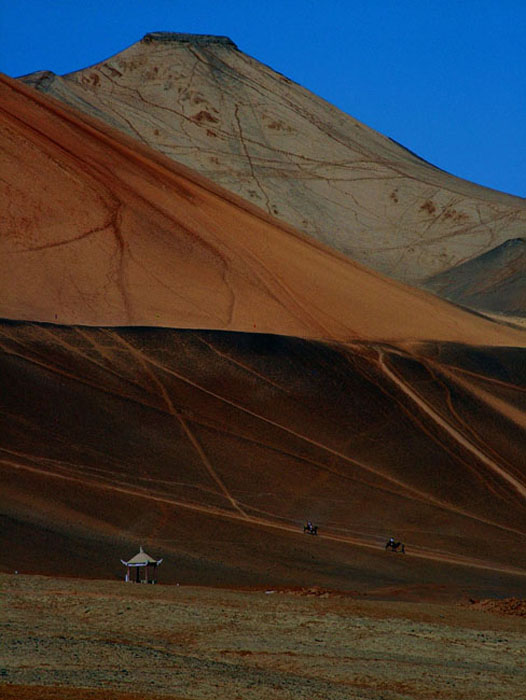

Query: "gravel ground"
left=1, top=574, right=525, bottom=699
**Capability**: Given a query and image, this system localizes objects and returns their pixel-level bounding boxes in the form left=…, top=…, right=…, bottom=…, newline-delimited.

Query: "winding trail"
left=112, top=333, right=249, bottom=518
left=429, top=358, right=526, bottom=431
left=375, top=347, right=526, bottom=501
left=2, top=452, right=526, bottom=578
left=2, top=326, right=524, bottom=539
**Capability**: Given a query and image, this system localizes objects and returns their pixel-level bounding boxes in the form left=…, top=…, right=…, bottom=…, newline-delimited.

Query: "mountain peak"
left=141, top=31, right=237, bottom=48
left=17, top=31, right=526, bottom=289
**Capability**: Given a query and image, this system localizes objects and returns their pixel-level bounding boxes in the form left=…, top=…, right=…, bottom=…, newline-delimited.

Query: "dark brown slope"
left=1, top=322, right=525, bottom=595
left=2, top=71, right=525, bottom=347
left=424, top=238, right=526, bottom=318
left=20, top=32, right=526, bottom=286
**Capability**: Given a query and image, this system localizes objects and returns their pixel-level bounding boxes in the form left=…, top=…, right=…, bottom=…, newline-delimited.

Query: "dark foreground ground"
left=1, top=574, right=525, bottom=700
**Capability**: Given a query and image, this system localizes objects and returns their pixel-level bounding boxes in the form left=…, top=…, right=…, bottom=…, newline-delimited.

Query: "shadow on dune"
left=1, top=322, right=525, bottom=597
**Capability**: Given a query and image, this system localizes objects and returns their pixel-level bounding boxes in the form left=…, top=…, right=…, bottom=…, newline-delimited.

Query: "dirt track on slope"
left=2, top=574, right=525, bottom=700
left=2, top=327, right=526, bottom=594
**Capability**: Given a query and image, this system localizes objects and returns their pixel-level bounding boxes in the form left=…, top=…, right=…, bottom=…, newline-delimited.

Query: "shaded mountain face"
left=424, top=238, right=526, bottom=318
left=3, top=73, right=524, bottom=348
left=20, top=32, right=526, bottom=287
left=2, top=323, right=526, bottom=595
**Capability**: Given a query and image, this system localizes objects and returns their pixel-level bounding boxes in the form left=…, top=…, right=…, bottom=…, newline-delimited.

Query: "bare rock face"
left=19, top=33, right=526, bottom=287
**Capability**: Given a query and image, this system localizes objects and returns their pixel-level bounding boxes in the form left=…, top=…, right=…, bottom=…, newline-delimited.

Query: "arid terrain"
left=3, top=71, right=524, bottom=345
left=1, top=30, right=526, bottom=700
left=423, top=238, right=526, bottom=317
left=2, top=574, right=525, bottom=700
left=2, top=325, right=526, bottom=595
left=20, top=32, right=526, bottom=294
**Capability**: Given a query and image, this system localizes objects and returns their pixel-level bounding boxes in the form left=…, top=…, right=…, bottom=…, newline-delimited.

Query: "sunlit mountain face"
left=20, top=32, right=526, bottom=296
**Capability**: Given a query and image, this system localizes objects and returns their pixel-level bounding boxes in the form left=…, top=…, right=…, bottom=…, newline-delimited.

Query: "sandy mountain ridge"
left=20, top=31, right=526, bottom=294
left=1, top=42, right=526, bottom=596
left=1, top=71, right=525, bottom=349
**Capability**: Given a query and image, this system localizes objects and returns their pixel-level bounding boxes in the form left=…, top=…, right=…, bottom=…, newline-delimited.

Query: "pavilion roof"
left=123, top=546, right=159, bottom=565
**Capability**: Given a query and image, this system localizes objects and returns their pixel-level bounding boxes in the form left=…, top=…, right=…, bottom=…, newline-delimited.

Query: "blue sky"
left=1, top=1, right=524, bottom=197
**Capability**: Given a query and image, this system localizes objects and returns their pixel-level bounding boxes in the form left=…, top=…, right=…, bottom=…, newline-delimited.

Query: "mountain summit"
left=142, top=31, right=238, bottom=47
left=20, top=32, right=526, bottom=289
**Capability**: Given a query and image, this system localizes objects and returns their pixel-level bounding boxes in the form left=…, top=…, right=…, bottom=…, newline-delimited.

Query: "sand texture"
left=2, top=325, right=526, bottom=595
left=1, top=73, right=526, bottom=347
left=2, top=35, right=526, bottom=700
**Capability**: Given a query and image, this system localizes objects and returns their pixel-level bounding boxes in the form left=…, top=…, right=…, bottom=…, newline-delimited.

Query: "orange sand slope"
left=20, top=32, right=526, bottom=285
left=1, top=73, right=525, bottom=347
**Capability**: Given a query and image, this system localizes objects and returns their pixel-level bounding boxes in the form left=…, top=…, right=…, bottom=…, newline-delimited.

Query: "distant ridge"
left=424, top=238, right=526, bottom=317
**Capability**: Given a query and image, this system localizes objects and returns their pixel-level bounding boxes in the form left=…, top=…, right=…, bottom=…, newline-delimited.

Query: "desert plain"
left=2, top=573, right=526, bottom=700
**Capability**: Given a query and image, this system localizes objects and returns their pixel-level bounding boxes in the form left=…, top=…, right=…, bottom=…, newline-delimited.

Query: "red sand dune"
left=1, top=73, right=525, bottom=349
